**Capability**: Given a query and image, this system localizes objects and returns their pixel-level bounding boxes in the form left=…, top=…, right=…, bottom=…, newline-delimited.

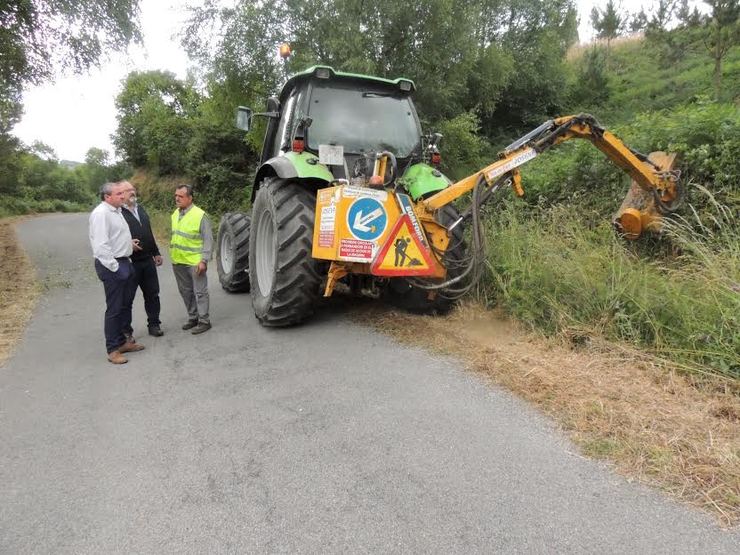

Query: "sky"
left=11, top=0, right=658, bottom=162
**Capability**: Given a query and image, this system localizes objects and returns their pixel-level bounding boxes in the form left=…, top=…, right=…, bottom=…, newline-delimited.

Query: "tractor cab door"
left=259, top=96, right=281, bottom=165
left=270, top=85, right=309, bottom=158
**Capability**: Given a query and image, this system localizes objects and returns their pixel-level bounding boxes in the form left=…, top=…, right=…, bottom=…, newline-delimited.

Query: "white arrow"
left=353, top=208, right=383, bottom=232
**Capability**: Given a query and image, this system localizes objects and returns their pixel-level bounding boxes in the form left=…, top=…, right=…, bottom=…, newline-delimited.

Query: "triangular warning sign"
left=371, top=215, right=437, bottom=276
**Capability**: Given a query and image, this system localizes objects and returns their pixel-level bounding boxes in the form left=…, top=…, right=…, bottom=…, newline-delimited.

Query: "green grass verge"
left=480, top=201, right=739, bottom=379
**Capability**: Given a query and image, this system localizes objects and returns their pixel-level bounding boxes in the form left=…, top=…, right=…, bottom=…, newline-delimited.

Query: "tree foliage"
left=702, top=0, right=740, bottom=98
left=0, top=0, right=141, bottom=96
left=590, top=0, right=626, bottom=67
left=113, top=70, right=198, bottom=170
left=0, top=144, right=130, bottom=217
left=111, top=70, right=258, bottom=212
left=183, top=0, right=578, bottom=148
left=0, top=0, right=142, bottom=215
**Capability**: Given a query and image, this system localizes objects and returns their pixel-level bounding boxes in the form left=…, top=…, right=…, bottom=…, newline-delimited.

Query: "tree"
left=590, top=0, right=626, bottom=67
left=570, top=47, right=610, bottom=107
left=85, top=147, right=110, bottom=167
left=0, top=1, right=142, bottom=98
left=1, top=0, right=142, bottom=212
left=677, top=0, right=703, bottom=26
left=630, top=9, right=649, bottom=32
left=113, top=70, right=197, bottom=170
left=702, top=0, right=739, bottom=99
left=29, top=141, right=57, bottom=161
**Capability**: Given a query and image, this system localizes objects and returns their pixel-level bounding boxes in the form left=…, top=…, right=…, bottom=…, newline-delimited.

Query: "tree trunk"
left=713, top=45, right=723, bottom=100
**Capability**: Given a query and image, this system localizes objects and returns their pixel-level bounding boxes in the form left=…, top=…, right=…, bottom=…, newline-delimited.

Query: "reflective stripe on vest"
left=170, top=206, right=205, bottom=265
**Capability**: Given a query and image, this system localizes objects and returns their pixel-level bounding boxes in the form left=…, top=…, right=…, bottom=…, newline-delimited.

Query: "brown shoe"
left=119, top=341, right=145, bottom=353
left=190, top=322, right=212, bottom=335
left=107, top=351, right=128, bottom=364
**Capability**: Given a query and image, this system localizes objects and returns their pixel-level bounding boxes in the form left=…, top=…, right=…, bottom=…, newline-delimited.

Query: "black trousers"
left=95, top=259, right=137, bottom=353
left=125, top=257, right=161, bottom=332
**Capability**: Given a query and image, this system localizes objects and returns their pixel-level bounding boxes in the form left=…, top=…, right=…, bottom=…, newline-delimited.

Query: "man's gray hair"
left=100, top=182, right=117, bottom=200
left=176, top=184, right=194, bottom=197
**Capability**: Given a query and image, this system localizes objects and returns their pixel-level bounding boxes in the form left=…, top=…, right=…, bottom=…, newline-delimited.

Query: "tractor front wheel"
left=249, top=179, right=323, bottom=326
left=216, top=212, right=251, bottom=292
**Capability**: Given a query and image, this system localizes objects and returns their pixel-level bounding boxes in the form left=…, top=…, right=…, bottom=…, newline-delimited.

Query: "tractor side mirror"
left=235, top=106, right=253, bottom=131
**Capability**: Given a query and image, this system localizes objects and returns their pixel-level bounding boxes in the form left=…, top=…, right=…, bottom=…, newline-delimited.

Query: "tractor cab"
left=239, top=66, right=428, bottom=198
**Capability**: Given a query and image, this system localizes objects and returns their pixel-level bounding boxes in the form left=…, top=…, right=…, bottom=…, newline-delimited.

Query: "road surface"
left=1, top=213, right=737, bottom=553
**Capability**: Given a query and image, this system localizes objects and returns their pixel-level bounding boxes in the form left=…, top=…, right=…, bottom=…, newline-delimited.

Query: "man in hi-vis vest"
left=171, top=184, right=213, bottom=334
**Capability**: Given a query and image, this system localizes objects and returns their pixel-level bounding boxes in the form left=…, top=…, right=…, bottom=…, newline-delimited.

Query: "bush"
left=517, top=100, right=740, bottom=221
left=623, top=101, right=740, bottom=216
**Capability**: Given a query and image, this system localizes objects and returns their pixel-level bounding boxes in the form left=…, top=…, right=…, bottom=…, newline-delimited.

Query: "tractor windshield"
left=306, top=81, right=420, bottom=158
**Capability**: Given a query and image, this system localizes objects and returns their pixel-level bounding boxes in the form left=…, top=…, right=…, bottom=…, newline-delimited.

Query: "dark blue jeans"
left=95, top=259, right=137, bottom=353
left=124, top=258, right=161, bottom=334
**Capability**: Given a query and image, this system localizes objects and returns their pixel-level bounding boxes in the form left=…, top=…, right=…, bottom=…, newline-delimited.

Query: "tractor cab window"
left=306, top=81, right=420, bottom=158
left=273, top=87, right=307, bottom=156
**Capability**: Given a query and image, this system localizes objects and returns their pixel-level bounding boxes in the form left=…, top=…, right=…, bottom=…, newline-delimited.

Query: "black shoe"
left=182, top=320, right=198, bottom=330
left=148, top=325, right=164, bottom=337
left=190, top=322, right=212, bottom=335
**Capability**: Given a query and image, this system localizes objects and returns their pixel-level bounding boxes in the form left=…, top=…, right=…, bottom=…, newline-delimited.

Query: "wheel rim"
left=255, top=208, right=276, bottom=294
left=220, top=230, right=233, bottom=274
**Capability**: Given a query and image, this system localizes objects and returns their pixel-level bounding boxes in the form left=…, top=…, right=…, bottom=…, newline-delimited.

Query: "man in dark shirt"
left=120, top=181, right=164, bottom=337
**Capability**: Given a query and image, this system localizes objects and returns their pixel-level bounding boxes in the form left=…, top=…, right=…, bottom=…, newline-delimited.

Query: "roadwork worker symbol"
left=394, top=237, right=421, bottom=267
left=372, top=215, right=434, bottom=276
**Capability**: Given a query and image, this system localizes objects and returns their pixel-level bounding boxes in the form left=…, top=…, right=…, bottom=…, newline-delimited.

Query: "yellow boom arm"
left=422, top=114, right=681, bottom=239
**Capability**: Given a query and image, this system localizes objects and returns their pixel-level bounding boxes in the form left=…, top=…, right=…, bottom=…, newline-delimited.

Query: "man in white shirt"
left=89, top=182, right=146, bottom=364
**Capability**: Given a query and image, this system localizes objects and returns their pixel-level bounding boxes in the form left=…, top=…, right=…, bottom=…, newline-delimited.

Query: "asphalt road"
left=1, top=213, right=738, bottom=554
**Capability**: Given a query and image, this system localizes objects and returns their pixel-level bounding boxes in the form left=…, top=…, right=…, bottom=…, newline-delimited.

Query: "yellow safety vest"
left=170, top=205, right=205, bottom=265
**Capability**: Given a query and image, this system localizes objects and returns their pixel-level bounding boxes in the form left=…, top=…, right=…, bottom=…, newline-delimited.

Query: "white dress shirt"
left=89, top=201, right=133, bottom=272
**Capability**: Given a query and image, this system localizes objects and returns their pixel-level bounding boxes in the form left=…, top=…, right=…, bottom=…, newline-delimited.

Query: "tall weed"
left=481, top=199, right=739, bottom=379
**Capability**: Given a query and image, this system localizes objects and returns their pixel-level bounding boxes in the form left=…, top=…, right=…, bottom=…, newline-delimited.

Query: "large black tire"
left=216, top=212, right=251, bottom=292
left=384, top=204, right=467, bottom=315
left=249, top=179, right=323, bottom=326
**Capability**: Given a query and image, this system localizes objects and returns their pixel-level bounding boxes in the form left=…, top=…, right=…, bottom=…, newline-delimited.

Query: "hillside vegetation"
left=488, top=35, right=739, bottom=379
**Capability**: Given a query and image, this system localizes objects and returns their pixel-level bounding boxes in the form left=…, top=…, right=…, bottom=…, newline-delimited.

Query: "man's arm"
left=89, top=211, right=119, bottom=272
left=194, top=214, right=213, bottom=275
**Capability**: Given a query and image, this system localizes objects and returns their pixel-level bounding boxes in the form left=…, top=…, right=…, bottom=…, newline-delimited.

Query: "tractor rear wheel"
left=216, top=212, right=251, bottom=292
left=385, top=204, right=467, bottom=315
left=249, top=179, right=323, bottom=326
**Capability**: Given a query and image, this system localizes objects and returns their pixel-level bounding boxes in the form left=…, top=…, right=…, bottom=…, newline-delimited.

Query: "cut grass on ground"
left=0, top=218, right=39, bottom=367
left=364, top=301, right=740, bottom=527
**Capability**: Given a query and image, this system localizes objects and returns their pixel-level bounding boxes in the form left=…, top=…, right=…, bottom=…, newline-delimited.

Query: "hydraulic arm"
left=422, top=114, right=682, bottom=239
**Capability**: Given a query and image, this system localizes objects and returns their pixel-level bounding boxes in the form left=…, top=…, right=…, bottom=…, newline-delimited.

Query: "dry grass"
left=362, top=300, right=740, bottom=526
left=0, top=218, right=40, bottom=367
left=566, top=33, right=644, bottom=61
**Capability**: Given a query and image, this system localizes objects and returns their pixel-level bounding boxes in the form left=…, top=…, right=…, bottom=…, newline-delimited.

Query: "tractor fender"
left=399, top=163, right=452, bottom=201
left=253, top=151, right=333, bottom=200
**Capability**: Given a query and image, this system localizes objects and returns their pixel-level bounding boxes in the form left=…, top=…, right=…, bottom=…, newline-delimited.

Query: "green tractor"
left=216, top=65, right=467, bottom=326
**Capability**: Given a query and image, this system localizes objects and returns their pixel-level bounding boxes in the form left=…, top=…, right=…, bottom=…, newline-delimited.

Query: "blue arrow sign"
left=347, top=197, right=387, bottom=241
